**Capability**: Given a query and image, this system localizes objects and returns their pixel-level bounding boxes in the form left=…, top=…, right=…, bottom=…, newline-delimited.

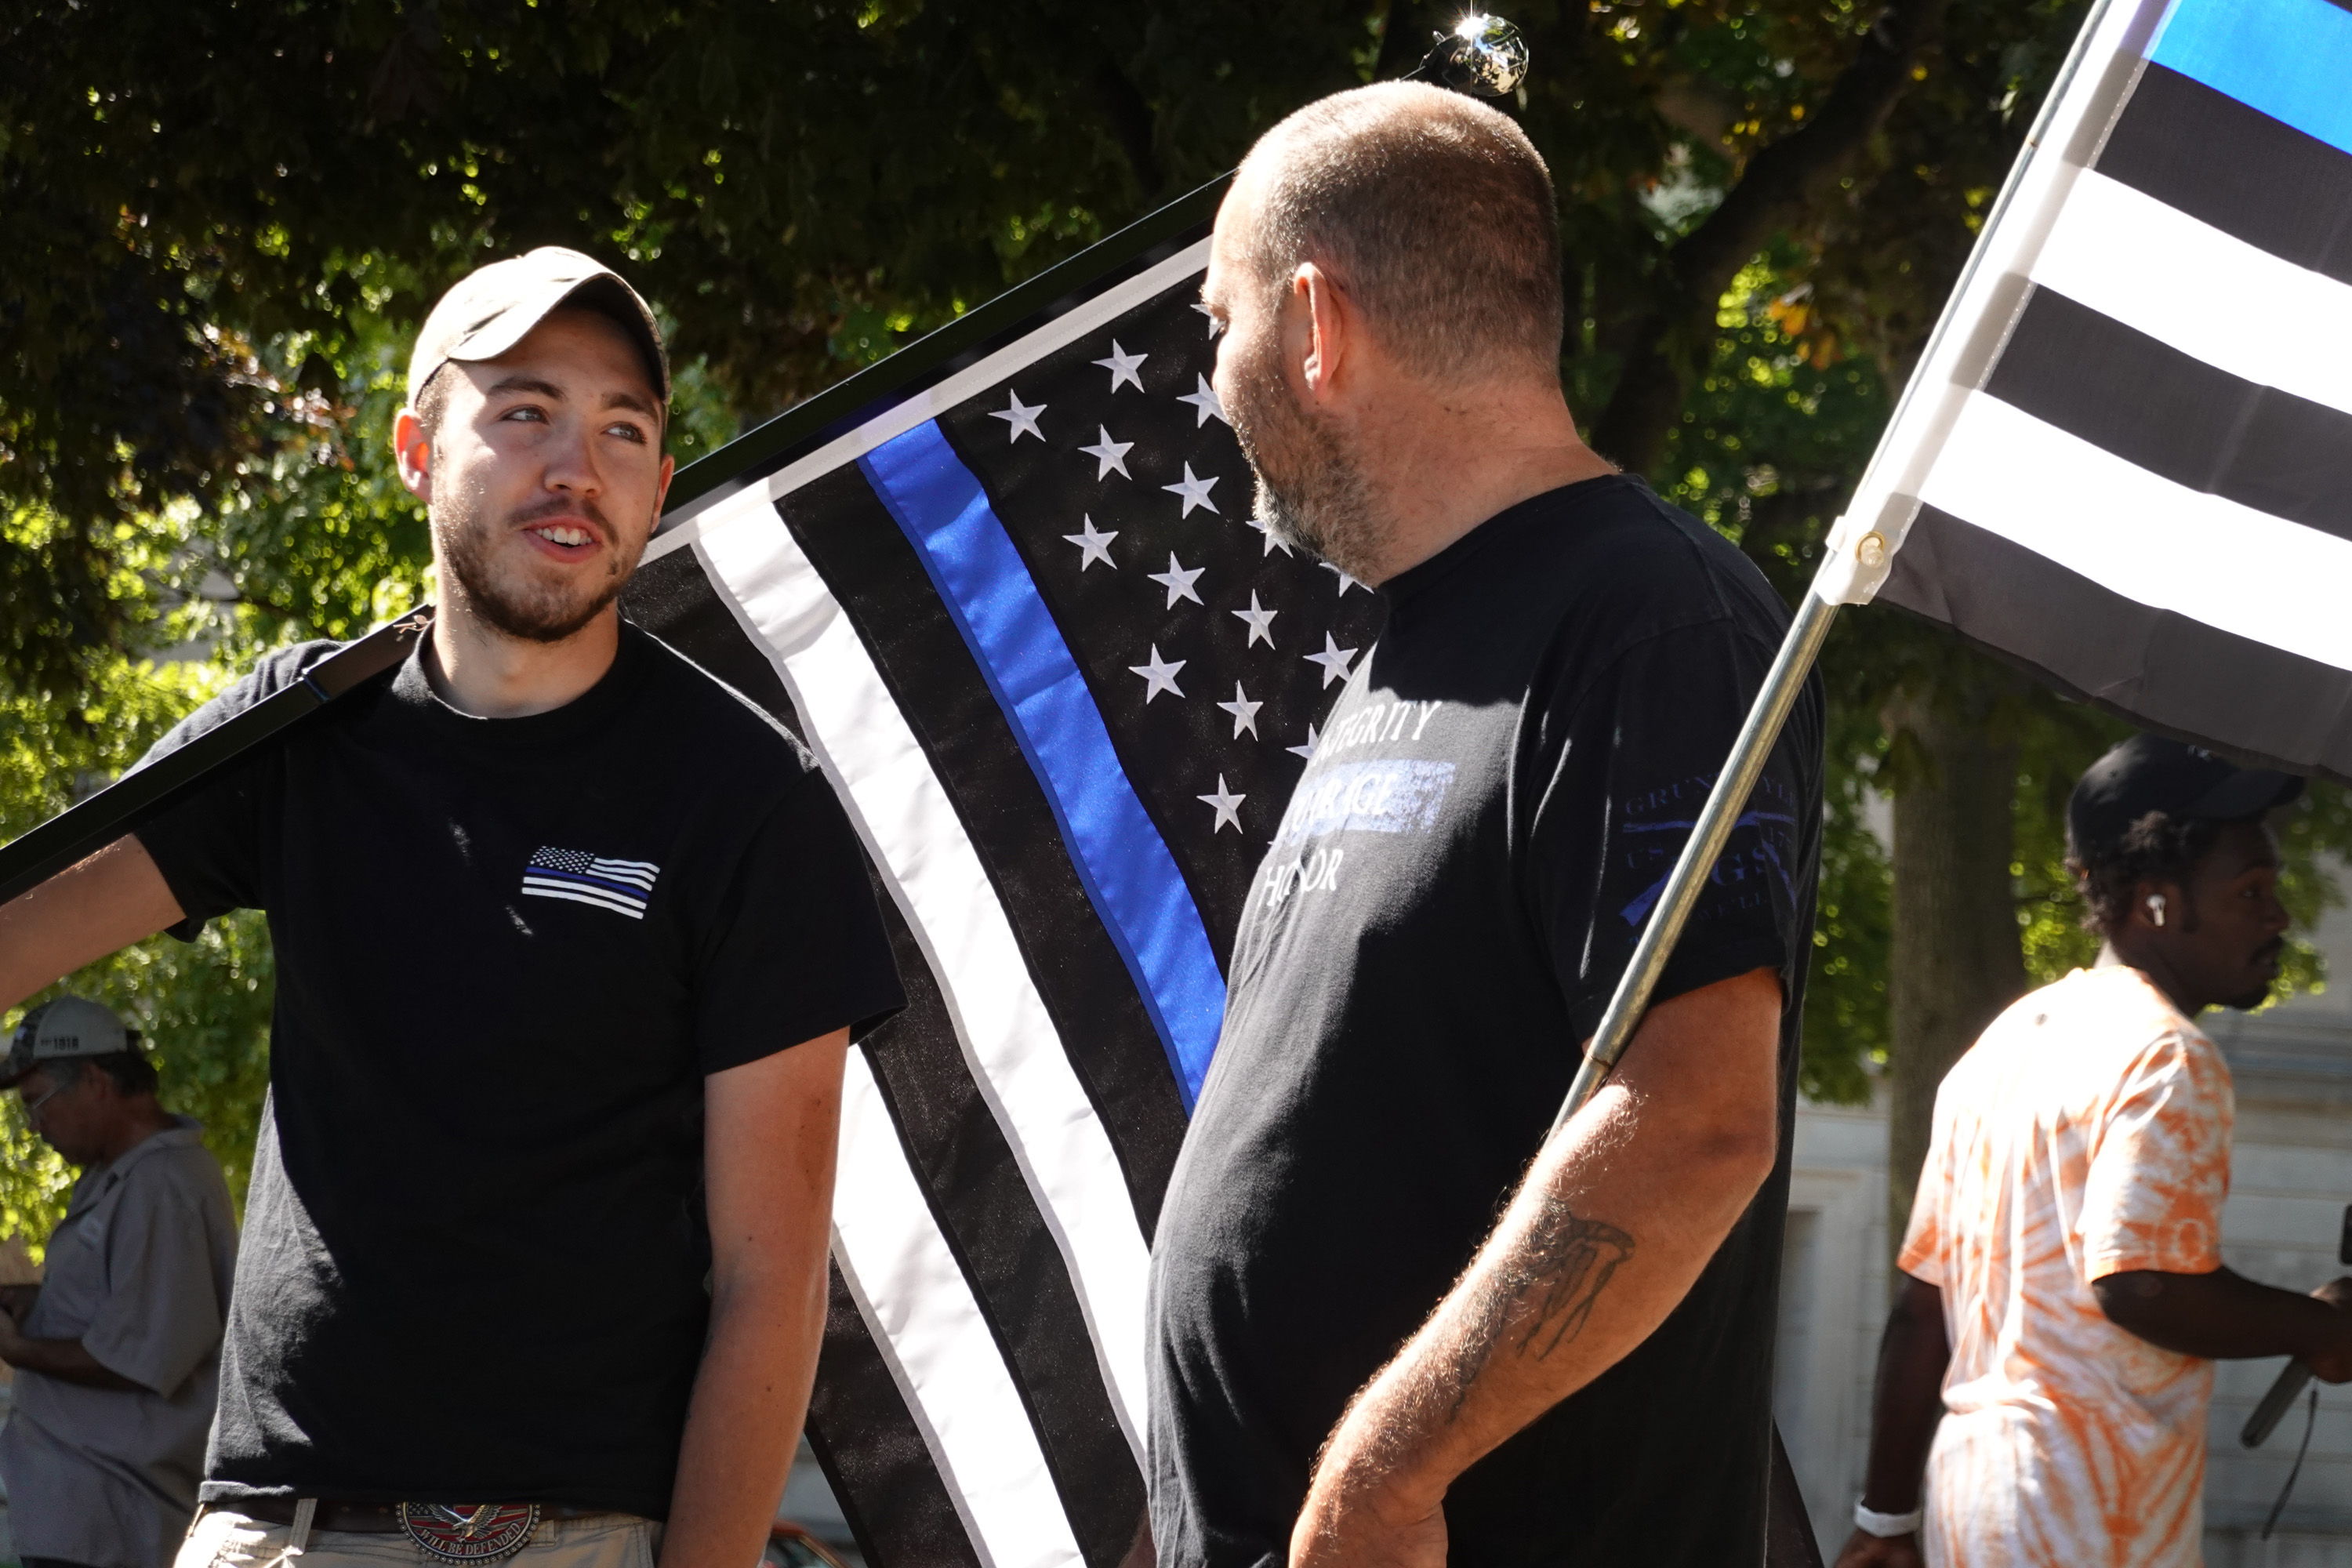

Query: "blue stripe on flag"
left=2149, top=0, right=2352, bottom=159
left=858, top=420, right=1225, bottom=1107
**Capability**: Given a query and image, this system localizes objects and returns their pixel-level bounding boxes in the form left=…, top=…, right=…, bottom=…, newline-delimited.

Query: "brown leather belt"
left=223, top=1497, right=624, bottom=1534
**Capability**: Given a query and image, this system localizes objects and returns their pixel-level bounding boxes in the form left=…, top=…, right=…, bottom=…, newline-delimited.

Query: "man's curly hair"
left=2069, top=810, right=2238, bottom=937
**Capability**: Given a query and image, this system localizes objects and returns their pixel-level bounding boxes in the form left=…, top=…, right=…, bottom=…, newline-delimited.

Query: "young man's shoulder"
left=187, top=637, right=350, bottom=720
left=626, top=626, right=821, bottom=779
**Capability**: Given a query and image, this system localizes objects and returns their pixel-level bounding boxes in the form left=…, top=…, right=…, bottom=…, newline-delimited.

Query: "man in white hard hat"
left=0, top=249, right=905, bottom=1568
left=0, top=996, right=238, bottom=1568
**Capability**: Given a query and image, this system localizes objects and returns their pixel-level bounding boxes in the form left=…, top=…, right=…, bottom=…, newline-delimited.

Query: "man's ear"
left=653, top=452, right=677, bottom=520
left=1290, top=261, right=1355, bottom=405
left=2129, top=877, right=2180, bottom=932
left=394, top=408, right=434, bottom=503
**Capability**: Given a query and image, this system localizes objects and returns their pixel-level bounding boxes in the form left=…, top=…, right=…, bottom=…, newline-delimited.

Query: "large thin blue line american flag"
left=619, top=208, right=1383, bottom=1568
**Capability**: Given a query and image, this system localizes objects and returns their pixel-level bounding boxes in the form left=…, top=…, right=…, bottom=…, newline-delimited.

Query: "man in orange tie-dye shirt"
left=1837, top=735, right=2352, bottom=1568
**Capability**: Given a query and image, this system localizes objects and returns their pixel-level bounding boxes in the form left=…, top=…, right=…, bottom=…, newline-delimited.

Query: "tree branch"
left=1589, top=0, right=1953, bottom=474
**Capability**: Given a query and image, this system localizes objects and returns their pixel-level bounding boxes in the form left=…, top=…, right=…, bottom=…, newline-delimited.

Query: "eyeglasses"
left=20, top=1079, right=73, bottom=1127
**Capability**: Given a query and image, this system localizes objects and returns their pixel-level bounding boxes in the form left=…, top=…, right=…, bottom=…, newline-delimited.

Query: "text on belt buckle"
left=397, top=1501, right=541, bottom=1563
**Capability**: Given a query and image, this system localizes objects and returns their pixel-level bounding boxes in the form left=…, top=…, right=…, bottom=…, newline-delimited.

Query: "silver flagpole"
left=1546, top=0, right=2125, bottom=1133
left=1548, top=588, right=1837, bottom=1131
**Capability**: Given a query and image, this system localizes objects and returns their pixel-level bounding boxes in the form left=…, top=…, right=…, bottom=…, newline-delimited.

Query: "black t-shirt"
left=1147, top=477, right=1823, bottom=1568
left=133, top=622, right=904, bottom=1517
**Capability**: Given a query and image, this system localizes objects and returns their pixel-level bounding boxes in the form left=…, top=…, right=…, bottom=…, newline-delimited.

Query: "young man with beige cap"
left=0, top=249, right=905, bottom=1568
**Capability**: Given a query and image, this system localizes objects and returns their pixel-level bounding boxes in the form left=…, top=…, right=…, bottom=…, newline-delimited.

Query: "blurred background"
left=5, top=1, right=2349, bottom=1559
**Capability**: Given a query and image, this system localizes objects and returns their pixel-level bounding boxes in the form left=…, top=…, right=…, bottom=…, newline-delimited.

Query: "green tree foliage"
left=5, top=0, right=2078, bottom=700
left=16, top=0, right=2285, bottom=1242
left=0, top=637, right=270, bottom=1252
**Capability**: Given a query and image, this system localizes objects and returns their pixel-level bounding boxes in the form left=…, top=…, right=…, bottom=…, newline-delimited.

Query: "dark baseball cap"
left=2, top=996, right=143, bottom=1089
left=2068, top=734, right=2304, bottom=864
left=406, top=246, right=669, bottom=408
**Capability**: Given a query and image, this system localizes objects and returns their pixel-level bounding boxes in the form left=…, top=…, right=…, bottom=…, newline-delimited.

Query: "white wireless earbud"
left=2149, top=895, right=2166, bottom=928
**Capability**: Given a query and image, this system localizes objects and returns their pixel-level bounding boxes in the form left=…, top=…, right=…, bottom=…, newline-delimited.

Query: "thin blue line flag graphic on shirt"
left=520, top=847, right=659, bottom=920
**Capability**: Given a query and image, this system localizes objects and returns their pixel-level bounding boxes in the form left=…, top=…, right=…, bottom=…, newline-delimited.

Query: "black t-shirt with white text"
left=1148, top=477, right=1824, bottom=1567
left=135, top=622, right=904, bottom=1517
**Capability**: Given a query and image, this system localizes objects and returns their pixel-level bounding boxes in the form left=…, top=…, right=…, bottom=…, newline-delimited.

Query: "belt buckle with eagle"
left=397, top=1501, right=541, bottom=1563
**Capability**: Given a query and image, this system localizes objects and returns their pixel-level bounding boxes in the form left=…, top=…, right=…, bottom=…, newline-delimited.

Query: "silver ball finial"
left=1407, top=13, right=1530, bottom=99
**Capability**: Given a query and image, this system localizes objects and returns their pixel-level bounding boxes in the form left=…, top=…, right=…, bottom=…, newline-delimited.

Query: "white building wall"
left=1777, top=1095, right=1893, bottom=1552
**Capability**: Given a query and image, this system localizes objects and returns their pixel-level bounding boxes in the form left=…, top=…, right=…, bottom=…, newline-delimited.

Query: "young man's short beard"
left=434, top=495, right=642, bottom=644
left=1225, top=328, right=1393, bottom=583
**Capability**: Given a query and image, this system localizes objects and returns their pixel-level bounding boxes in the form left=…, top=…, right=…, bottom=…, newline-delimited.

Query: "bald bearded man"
left=1148, top=85, right=1823, bottom=1568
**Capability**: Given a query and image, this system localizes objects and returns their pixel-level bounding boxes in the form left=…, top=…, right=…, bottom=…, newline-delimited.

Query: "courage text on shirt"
left=1259, top=699, right=1454, bottom=909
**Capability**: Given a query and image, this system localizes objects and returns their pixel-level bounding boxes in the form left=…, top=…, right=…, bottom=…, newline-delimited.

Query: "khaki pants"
left=179, top=1508, right=662, bottom=1568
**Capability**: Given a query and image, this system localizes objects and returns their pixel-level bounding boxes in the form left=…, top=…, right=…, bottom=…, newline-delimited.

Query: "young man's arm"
left=2095, top=1268, right=2352, bottom=1370
left=1290, top=967, right=1782, bottom=1568
left=1831, top=1274, right=1949, bottom=1568
left=661, top=1028, right=850, bottom=1568
left=0, top=837, right=186, bottom=1011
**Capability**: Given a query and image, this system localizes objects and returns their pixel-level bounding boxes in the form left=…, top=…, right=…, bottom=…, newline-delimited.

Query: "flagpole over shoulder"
left=1548, top=586, right=1841, bottom=1132
left=1548, top=0, right=2132, bottom=1133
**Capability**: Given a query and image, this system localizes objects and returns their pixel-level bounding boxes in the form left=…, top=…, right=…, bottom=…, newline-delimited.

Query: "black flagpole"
left=0, top=609, right=432, bottom=906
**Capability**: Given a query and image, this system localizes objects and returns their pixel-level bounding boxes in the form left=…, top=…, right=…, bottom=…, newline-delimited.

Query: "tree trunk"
left=1885, top=701, right=2027, bottom=1277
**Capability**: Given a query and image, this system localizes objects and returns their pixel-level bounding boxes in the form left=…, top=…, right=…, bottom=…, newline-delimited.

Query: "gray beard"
left=1227, top=339, right=1392, bottom=583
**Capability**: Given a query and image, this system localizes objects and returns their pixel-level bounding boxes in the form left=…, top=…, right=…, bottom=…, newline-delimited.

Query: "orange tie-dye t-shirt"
left=1898, top=964, right=2233, bottom=1568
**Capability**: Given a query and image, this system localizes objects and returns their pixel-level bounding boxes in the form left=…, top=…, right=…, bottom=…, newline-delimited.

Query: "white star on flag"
left=1192, top=301, right=1224, bottom=337
left=1232, top=591, right=1278, bottom=648
left=1319, top=561, right=1368, bottom=597
left=1162, top=463, right=1220, bottom=517
left=1196, top=775, right=1245, bottom=833
left=1287, top=724, right=1319, bottom=761
left=1092, top=341, right=1148, bottom=394
left=1147, top=554, right=1205, bottom=608
left=1129, top=644, right=1186, bottom=702
left=1062, top=515, right=1117, bottom=572
left=1305, top=632, right=1357, bottom=688
left=989, top=390, right=1046, bottom=443
left=1216, top=683, right=1262, bottom=739
left=1177, top=374, right=1227, bottom=428
left=1078, top=426, right=1134, bottom=481
left=1245, top=516, right=1294, bottom=557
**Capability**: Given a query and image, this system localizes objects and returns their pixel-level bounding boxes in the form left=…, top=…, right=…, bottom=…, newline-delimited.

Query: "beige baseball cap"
left=405, top=246, right=670, bottom=408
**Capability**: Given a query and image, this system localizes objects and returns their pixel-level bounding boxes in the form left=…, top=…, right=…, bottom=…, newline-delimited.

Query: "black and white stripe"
left=629, top=543, right=1156, bottom=1564
left=1845, top=0, right=2352, bottom=777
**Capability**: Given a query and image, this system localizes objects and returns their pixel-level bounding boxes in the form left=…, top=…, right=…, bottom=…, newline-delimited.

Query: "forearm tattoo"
left=1444, top=1195, right=1634, bottom=1420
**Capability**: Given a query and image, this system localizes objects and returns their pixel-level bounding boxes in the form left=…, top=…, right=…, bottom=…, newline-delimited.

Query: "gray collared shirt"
left=0, top=1117, right=238, bottom=1568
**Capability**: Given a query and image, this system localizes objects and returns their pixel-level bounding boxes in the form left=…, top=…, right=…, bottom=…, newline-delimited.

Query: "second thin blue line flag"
left=1838, top=0, right=2352, bottom=777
